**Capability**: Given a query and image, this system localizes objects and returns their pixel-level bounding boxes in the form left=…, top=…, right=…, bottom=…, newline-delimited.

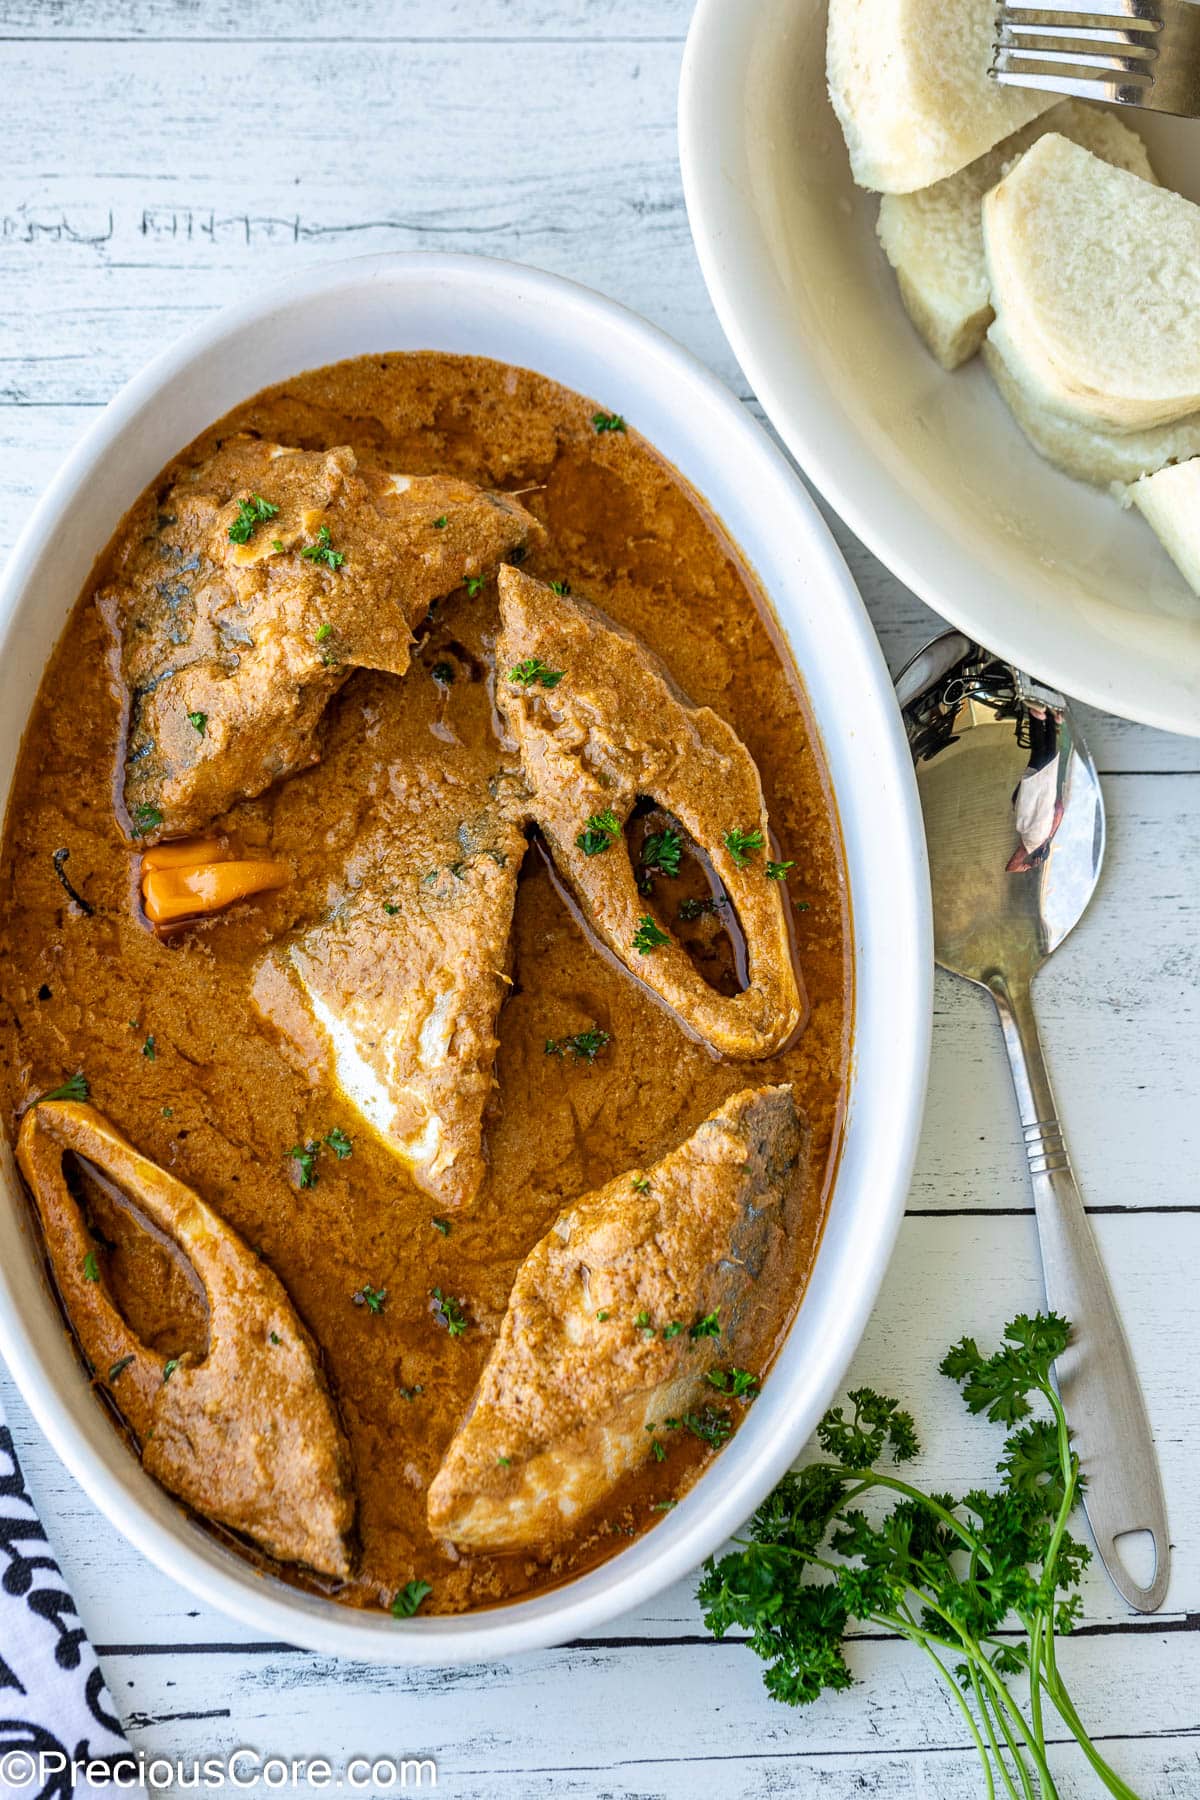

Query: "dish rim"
left=678, top=0, right=1200, bottom=739
left=0, top=250, right=931, bottom=1663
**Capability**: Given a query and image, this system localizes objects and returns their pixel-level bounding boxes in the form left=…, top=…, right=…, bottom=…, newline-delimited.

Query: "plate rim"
left=678, top=0, right=1200, bottom=739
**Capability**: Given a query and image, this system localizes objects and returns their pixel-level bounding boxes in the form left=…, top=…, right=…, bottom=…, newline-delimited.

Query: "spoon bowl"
left=898, top=636, right=1105, bottom=985
left=896, top=631, right=1170, bottom=1614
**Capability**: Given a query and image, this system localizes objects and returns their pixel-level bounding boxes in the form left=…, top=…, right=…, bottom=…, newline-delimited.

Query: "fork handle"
left=988, top=971, right=1170, bottom=1611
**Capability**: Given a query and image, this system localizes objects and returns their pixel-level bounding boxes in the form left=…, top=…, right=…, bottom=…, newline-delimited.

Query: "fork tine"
left=998, top=0, right=1163, bottom=18
left=997, top=36, right=1158, bottom=72
left=999, top=20, right=1159, bottom=49
left=994, top=0, right=1200, bottom=117
left=991, top=62, right=1151, bottom=100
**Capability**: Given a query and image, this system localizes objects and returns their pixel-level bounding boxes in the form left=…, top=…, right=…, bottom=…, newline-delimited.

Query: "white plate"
left=679, top=0, right=1200, bottom=737
left=0, top=252, right=930, bottom=1662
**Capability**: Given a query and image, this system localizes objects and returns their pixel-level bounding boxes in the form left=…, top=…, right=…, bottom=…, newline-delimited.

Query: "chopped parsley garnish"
left=431, top=661, right=455, bottom=684
left=641, top=828, right=682, bottom=878
left=596, top=1309, right=610, bottom=1322
left=430, top=1216, right=452, bottom=1236
left=353, top=1283, right=387, bottom=1314
left=272, top=539, right=285, bottom=553
left=162, top=1357, right=182, bottom=1383
left=678, top=895, right=722, bottom=921
left=108, top=1355, right=136, bottom=1383
left=723, top=827, right=765, bottom=869
left=187, top=711, right=207, bottom=736
left=315, top=622, right=332, bottom=643
left=399, top=1384, right=424, bottom=1401
left=433, top=515, right=448, bottom=530
left=635, top=1309, right=653, bottom=1335
left=668, top=1407, right=732, bottom=1448
left=162, top=1106, right=173, bottom=1119
left=549, top=579, right=571, bottom=595
left=290, top=1141, right=320, bottom=1189
left=652, top=1499, right=677, bottom=1512
left=509, top=657, right=564, bottom=689
left=631, top=1175, right=651, bottom=1194
left=383, top=901, right=400, bottom=915
left=431, top=1288, right=468, bottom=1337
left=633, top=915, right=670, bottom=955
left=690, top=1309, right=722, bottom=1340
left=497, top=1455, right=512, bottom=1468
left=142, top=1034, right=156, bottom=1062
left=592, top=411, right=627, bottom=433
left=300, top=525, right=345, bottom=569
left=82, top=1251, right=99, bottom=1283
left=794, top=899, right=811, bottom=913
left=651, top=1438, right=667, bottom=1462
left=269, top=1332, right=281, bottom=1346
left=323, top=1126, right=352, bottom=1159
left=576, top=810, right=622, bottom=856
left=130, top=803, right=163, bottom=837
left=391, top=1579, right=433, bottom=1618
left=544, top=1027, right=611, bottom=1062
left=32, top=1072, right=89, bottom=1106
left=765, top=859, right=794, bottom=881
left=707, top=1367, right=760, bottom=1401
left=661, top=1321, right=684, bottom=1340
left=464, top=575, right=485, bottom=597
left=228, top=493, right=279, bottom=545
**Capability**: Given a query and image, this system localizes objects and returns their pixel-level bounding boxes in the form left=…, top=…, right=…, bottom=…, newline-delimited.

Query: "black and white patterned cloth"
left=0, top=1401, right=140, bottom=1800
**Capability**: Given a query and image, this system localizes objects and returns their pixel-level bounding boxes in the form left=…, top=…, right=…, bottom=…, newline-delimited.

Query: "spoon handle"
left=989, top=971, right=1170, bottom=1612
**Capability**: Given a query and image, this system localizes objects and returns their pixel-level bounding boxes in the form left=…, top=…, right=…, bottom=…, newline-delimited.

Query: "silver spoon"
left=895, top=630, right=1170, bottom=1612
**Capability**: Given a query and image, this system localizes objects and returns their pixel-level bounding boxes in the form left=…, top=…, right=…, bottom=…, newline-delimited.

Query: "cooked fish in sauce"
left=18, top=1100, right=354, bottom=1576
left=496, top=566, right=803, bottom=1059
left=0, top=352, right=851, bottom=1615
left=428, top=1085, right=806, bottom=1551
left=103, top=434, right=538, bottom=842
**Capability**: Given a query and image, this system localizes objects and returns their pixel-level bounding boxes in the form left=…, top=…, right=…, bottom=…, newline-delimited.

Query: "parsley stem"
left=969, top=1668, right=1021, bottom=1800
left=895, top=1602, right=997, bottom=1800
left=1041, top=1676, right=1140, bottom=1800
left=838, top=1470, right=987, bottom=1562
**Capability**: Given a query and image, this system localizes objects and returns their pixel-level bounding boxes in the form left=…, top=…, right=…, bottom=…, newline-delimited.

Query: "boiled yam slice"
left=879, top=102, right=1156, bottom=371
left=984, top=135, right=1200, bottom=433
left=1127, top=460, right=1200, bottom=596
left=827, top=0, right=1053, bottom=194
left=984, top=340, right=1200, bottom=488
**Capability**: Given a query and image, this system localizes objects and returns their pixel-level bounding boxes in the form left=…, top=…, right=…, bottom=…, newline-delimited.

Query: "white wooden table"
left=0, top=4, right=1196, bottom=1794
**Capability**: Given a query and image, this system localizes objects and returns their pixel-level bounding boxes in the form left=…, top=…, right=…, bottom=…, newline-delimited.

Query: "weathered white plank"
left=95, top=1630, right=1200, bottom=1798
left=913, top=774, right=1200, bottom=1213
left=0, top=39, right=722, bottom=400
left=0, top=0, right=690, bottom=38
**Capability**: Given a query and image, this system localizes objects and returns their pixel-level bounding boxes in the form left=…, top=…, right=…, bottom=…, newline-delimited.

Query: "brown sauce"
left=0, top=352, right=852, bottom=1613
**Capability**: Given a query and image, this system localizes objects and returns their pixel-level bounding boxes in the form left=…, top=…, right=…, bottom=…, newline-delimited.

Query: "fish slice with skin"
left=252, top=806, right=526, bottom=1212
left=427, top=1084, right=807, bottom=1552
left=17, top=1101, right=354, bottom=1578
left=102, top=434, right=540, bottom=843
left=495, top=566, right=803, bottom=1060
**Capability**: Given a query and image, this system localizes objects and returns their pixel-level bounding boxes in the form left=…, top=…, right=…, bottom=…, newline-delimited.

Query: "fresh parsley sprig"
left=228, top=493, right=279, bottom=545
left=698, top=1314, right=1138, bottom=1800
left=576, top=810, right=621, bottom=856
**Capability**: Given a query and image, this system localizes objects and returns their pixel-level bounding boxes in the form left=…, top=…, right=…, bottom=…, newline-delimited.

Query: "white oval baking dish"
left=0, top=252, right=930, bottom=1663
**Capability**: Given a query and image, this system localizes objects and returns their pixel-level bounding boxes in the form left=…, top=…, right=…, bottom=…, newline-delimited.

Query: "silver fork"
left=992, top=0, right=1200, bottom=116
